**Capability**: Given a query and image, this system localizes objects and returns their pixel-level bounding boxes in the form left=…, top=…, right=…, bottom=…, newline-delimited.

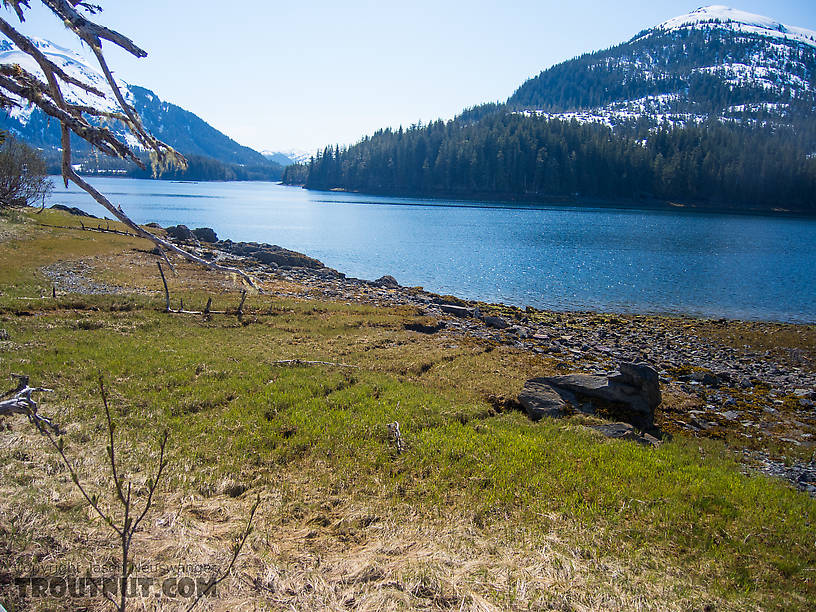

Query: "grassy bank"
left=0, top=208, right=814, bottom=610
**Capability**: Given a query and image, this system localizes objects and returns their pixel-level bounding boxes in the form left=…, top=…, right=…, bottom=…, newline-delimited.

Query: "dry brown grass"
left=0, top=419, right=732, bottom=611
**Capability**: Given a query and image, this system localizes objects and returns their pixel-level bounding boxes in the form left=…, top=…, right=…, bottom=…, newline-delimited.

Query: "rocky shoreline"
left=152, top=224, right=816, bottom=494
left=47, top=216, right=816, bottom=495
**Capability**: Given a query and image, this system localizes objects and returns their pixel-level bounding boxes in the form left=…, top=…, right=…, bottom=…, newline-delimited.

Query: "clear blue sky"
left=8, top=1, right=816, bottom=154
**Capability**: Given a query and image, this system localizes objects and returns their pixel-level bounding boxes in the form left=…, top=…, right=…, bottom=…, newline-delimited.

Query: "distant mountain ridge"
left=0, top=37, right=280, bottom=177
left=284, top=6, right=816, bottom=212
left=508, top=5, right=816, bottom=128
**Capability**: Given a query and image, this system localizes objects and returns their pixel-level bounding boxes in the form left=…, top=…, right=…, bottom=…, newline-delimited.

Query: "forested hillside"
left=284, top=6, right=816, bottom=212
left=284, top=114, right=816, bottom=212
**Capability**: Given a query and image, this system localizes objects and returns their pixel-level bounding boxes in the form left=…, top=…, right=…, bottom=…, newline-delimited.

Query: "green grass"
left=1, top=208, right=815, bottom=610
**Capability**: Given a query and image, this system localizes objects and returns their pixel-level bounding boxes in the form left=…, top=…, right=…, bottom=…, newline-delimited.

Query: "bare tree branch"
left=0, top=1, right=261, bottom=288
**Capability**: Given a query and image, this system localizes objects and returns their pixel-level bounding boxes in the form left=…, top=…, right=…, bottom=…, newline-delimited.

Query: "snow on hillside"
left=514, top=6, right=815, bottom=131
left=652, top=5, right=816, bottom=49
left=263, top=149, right=312, bottom=164
left=0, top=37, right=132, bottom=123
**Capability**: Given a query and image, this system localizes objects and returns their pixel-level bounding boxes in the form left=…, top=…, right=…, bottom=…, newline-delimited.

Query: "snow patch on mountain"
left=0, top=37, right=132, bottom=123
left=651, top=5, right=816, bottom=49
left=263, top=149, right=312, bottom=164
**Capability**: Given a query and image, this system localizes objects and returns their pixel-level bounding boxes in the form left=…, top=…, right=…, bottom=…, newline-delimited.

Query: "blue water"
left=44, top=177, right=816, bottom=323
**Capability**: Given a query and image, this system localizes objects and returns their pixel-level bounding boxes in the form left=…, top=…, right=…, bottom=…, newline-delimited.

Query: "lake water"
left=44, top=177, right=816, bottom=323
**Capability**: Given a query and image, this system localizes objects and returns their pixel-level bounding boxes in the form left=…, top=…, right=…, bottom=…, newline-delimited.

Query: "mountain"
left=508, top=5, right=816, bottom=128
left=284, top=6, right=816, bottom=212
left=261, top=149, right=313, bottom=166
left=0, top=37, right=282, bottom=179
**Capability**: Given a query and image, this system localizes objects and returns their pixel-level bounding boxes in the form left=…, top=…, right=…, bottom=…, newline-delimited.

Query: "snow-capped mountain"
left=0, top=37, right=271, bottom=168
left=655, top=5, right=816, bottom=47
left=508, top=5, right=816, bottom=129
left=261, top=149, right=312, bottom=166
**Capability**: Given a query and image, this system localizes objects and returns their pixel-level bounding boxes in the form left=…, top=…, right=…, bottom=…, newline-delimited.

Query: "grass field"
left=1, top=208, right=815, bottom=611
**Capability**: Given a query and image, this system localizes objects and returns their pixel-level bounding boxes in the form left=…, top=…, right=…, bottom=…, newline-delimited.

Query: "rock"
left=739, top=377, right=753, bottom=389
left=440, top=304, right=473, bottom=318
left=165, top=224, right=194, bottom=241
left=404, top=320, right=446, bottom=334
left=507, top=326, right=529, bottom=338
left=689, top=371, right=720, bottom=387
left=720, top=410, right=740, bottom=421
left=0, top=329, right=8, bottom=341
left=374, top=275, right=399, bottom=288
left=144, top=222, right=162, bottom=229
left=797, top=471, right=816, bottom=485
left=483, top=315, right=509, bottom=330
left=50, top=204, right=97, bottom=218
left=518, top=379, right=575, bottom=420
left=192, top=227, right=218, bottom=243
left=212, top=240, right=323, bottom=268
left=544, top=362, right=661, bottom=426
left=253, top=247, right=323, bottom=268
left=591, top=422, right=660, bottom=447
left=613, top=362, right=662, bottom=409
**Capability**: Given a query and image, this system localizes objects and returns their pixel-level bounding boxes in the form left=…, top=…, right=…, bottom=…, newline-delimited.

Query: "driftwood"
left=271, top=360, right=359, bottom=369
left=0, top=374, right=60, bottom=432
left=34, top=222, right=140, bottom=237
left=156, top=264, right=254, bottom=317
left=0, top=2, right=259, bottom=289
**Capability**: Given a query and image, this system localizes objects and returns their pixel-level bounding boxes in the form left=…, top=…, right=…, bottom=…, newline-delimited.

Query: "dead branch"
left=271, top=359, right=360, bottom=369
left=35, top=222, right=141, bottom=237
left=387, top=419, right=404, bottom=454
left=157, top=261, right=170, bottom=312
left=0, top=374, right=60, bottom=432
left=0, top=2, right=261, bottom=289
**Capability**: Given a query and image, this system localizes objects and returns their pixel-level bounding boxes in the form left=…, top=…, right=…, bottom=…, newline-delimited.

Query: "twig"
left=31, top=376, right=170, bottom=612
left=271, top=360, right=359, bottom=369
left=185, top=495, right=261, bottom=612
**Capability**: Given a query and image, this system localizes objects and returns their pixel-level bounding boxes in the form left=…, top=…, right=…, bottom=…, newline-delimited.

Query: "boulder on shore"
left=374, top=275, right=399, bottom=288
left=519, top=362, right=662, bottom=434
left=193, top=227, right=218, bottom=243
left=518, top=379, right=577, bottom=420
left=50, top=204, right=97, bottom=218
left=544, top=362, right=661, bottom=426
left=165, top=224, right=194, bottom=241
left=440, top=304, right=474, bottom=318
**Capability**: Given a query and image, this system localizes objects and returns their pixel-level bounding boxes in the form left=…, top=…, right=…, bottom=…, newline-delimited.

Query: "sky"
left=7, top=1, right=816, bottom=155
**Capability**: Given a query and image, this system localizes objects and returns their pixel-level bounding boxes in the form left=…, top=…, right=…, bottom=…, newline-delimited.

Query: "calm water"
left=45, top=177, right=816, bottom=323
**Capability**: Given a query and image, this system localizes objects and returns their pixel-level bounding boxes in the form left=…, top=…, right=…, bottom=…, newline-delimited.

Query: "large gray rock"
left=440, top=304, right=473, bottom=318
left=483, top=315, right=509, bottom=329
left=518, top=379, right=575, bottom=420
left=193, top=227, right=218, bottom=243
left=544, top=362, right=661, bottom=426
left=613, top=362, right=662, bottom=408
left=374, top=275, right=399, bottom=288
left=50, top=204, right=97, bottom=218
left=165, top=224, right=194, bottom=241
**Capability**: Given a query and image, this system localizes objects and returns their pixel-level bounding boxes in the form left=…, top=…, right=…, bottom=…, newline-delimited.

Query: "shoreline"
left=286, top=183, right=816, bottom=219
left=150, top=227, right=816, bottom=495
